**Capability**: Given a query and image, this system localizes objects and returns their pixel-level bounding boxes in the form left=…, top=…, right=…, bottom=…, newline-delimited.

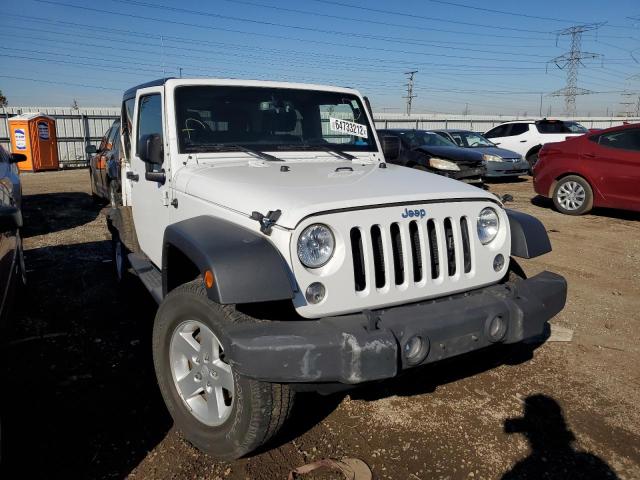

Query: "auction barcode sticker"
left=329, top=118, right=368, bottom=139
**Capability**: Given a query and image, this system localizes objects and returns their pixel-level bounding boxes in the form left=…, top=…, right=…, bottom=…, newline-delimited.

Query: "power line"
left=217, top=0, right=554, bottom=45
left=308, top=0, right=553, bottom=34
left=0, top=16, right=554, bottom=72
left=32, top=2, right=556, bottom=64
left=424, top=0, right=581, bottom=24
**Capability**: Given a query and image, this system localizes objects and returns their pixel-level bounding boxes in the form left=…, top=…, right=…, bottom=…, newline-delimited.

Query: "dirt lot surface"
left=0, top=169, right=638, bottom=480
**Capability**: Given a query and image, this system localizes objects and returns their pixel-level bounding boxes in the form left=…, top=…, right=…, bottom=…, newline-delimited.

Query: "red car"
left=533, top=123, right=640, bottom=215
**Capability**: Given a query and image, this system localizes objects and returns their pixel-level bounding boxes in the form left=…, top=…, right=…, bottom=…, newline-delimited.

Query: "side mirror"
left=85, top=145, right=97, bottom=154
left=381, top=136, right=400, bottom=161
left=0, top=206, right=22, bottom=232
left=9, top=153, right=27, bottom=164
left=138, top=134, right=163, bottom=165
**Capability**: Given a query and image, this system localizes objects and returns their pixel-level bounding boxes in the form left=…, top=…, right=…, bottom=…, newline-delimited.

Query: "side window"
left=122, top=98, right=135, bottom=160
left=485, top=125, right=507, bottom=138
left=107, top=121, right=119, bottom=150
left=508, top=123, right=529, bottom=136
left=137, top=94, right=163, bottom=146
left=99, top=125, right=113, bottom=152
left=597, top=130, right=640, bottom=151
left=0, top=146, right=8, bottom=163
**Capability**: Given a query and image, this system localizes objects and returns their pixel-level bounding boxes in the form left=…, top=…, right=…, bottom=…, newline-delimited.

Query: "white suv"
left=484, top=119, right=588, bottom=167
left=107, top=78, right=567, bottom=460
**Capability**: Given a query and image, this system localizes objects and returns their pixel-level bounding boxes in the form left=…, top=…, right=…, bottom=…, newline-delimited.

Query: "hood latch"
left=251, top=209, right=282, bottom=235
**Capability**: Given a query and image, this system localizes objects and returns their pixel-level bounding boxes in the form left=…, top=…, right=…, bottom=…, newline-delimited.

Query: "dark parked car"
left=377, top=129, right=485, bottom=184
left=87, top=120, right=122, bottom=206
left=432, top=129, right=530, bottom=179
left=533, top=123, right=640, bottom=215
left=0, top=146, right=26, bottom=327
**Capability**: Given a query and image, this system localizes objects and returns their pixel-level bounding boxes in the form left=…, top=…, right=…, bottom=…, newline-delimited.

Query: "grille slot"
left=444, top=217, right=456, bottom=277
left=460, top=217, right=472, bottom=274
left=371, top=225, right=386, bottom=288
left=350, top=228, right=366, bottom=291
left=390, top=223, right=404, bottom=285
left=409, top=221, right=422, bottom=282
left=427, top=219, right=439, bottom=279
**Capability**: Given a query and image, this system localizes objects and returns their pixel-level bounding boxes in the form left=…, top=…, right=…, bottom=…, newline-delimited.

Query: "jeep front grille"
left=349, top=216, right=473, bottom=293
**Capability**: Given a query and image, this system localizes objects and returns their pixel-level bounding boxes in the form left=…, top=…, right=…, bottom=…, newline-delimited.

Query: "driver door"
left=129, top=87, right=171, bottom=267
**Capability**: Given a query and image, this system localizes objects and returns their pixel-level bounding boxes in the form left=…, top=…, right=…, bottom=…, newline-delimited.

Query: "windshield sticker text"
left=329, top=117, right=368, bottom=139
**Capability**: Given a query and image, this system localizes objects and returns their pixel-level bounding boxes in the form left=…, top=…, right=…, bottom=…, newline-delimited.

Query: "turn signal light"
left=204, top=270, right=215, bottom=289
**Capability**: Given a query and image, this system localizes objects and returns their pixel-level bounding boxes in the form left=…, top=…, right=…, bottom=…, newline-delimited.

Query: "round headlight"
left=477, top=207, right=500, bottom=245
left=297, top=224, right=335, bottom=268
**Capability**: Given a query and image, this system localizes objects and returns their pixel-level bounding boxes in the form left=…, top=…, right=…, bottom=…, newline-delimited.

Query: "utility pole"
left=539, top=93, right=543, bottom=117
left=178, top=67, right=183, bottom=78
left=549, top=23, right=603, bottom=117
left=403, top=70, right=418, bottom=116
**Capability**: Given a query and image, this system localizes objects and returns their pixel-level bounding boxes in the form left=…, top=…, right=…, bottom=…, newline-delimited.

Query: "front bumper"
left=225, top=271, right=567, bottom=384
left=438, top=166, right=485, bottom=182
left=485, top=160, right=530, bottom=177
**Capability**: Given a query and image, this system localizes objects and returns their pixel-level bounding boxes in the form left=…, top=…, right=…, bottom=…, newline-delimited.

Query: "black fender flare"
left=162, top=216, right=295, bottom=304
left=506, top=209, right=551, bottom=259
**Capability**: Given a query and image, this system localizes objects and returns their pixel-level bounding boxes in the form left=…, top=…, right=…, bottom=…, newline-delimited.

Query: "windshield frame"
left=172, top=83, right=378, bottom=155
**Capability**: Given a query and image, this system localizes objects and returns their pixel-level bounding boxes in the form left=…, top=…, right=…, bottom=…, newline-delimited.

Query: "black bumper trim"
left=224, top=271, right=567, bottom=384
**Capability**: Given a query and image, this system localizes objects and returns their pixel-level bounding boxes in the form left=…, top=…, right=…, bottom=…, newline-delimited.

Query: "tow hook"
left=250, top=209, right=282, bottom=235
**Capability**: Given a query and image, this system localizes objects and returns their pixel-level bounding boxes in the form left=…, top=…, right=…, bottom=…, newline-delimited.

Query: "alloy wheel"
left=556, top=181, right=586, bottom=211
left=169, top=321, right=234, bottom=426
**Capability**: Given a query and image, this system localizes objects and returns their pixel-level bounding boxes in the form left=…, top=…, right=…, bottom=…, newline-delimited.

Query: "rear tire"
left=111, top=228, right=131, bottom=284
left=152, top=279, right=294, bottom=460
left=108, top=179, right=122, bottom=207
left=552, top=175, right=593, bottom=215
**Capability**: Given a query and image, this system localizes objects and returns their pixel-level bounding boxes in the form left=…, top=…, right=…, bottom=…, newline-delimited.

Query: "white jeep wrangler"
left=107, top=78, right=567, bottom=460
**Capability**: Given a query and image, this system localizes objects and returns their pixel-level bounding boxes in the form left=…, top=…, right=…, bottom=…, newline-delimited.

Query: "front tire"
left=152, top=280, right=294, bottom=460
left=526, top=151, right=539, bottom=171
left=552, top=175, right=593, bottom=215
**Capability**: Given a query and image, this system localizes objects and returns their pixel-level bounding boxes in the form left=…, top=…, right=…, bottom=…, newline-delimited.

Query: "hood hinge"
left=250, top=209, right=282, bottom=235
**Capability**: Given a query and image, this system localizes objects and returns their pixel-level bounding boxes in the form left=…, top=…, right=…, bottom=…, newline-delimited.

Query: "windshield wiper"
left=277, top=142, right=356, bottom=161
left=185, top=144, right=283, bottom=162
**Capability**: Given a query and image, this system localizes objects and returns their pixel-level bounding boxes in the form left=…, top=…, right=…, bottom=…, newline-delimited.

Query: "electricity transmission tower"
left=549, top=23, right=604, bottom=116
left=618, top=92, right=639, bottom=117
left=403, top=70, right=418, bottom=116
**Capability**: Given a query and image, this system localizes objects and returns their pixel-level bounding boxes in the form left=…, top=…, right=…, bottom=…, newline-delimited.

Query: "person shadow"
left=501, top=394, right=619, bottom=479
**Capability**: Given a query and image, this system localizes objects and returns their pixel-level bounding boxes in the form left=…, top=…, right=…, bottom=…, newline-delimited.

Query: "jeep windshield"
left=175, top=86, right=377, bottom=154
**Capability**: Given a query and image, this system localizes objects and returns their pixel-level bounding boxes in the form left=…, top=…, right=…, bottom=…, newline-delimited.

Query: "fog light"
left=403, top=335, right=429, bottom=365
left=493, top=254, right=505, bottom=272
left=486, top=315, right=507, bottom=342
left=305, top=282, right=326, bottom=304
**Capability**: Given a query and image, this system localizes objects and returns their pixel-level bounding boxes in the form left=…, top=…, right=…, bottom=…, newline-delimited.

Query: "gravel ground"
left=0, top=169, right=638, bottom=480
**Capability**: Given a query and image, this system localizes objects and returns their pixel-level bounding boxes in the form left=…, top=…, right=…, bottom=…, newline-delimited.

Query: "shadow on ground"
left=21, top=192, right=103, bottom=237
left=531, top=194, right=640, bottom=221
left=0, top=240, right=171, bottom=479
left=501, top=394, right=619, bottom=479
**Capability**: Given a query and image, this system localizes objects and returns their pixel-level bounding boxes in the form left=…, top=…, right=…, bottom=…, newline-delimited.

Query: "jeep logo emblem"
left=401, top=208, right=426, bottom=219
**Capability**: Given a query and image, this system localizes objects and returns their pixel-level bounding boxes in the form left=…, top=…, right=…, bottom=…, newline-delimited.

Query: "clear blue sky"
left=1, top=0, right=639, bottom=115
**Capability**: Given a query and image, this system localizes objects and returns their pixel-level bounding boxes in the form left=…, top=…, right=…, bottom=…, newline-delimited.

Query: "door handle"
left=126, top=171, right=139, bottom=182
left=519, top=140, right=527, bottom=143
left=494, top=142, right=500, bottom=145
left=583, top=153, right=596, bottom=158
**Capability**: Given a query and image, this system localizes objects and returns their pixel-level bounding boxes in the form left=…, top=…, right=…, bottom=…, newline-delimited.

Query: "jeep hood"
left=176, top=159, right=496, bottom=229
